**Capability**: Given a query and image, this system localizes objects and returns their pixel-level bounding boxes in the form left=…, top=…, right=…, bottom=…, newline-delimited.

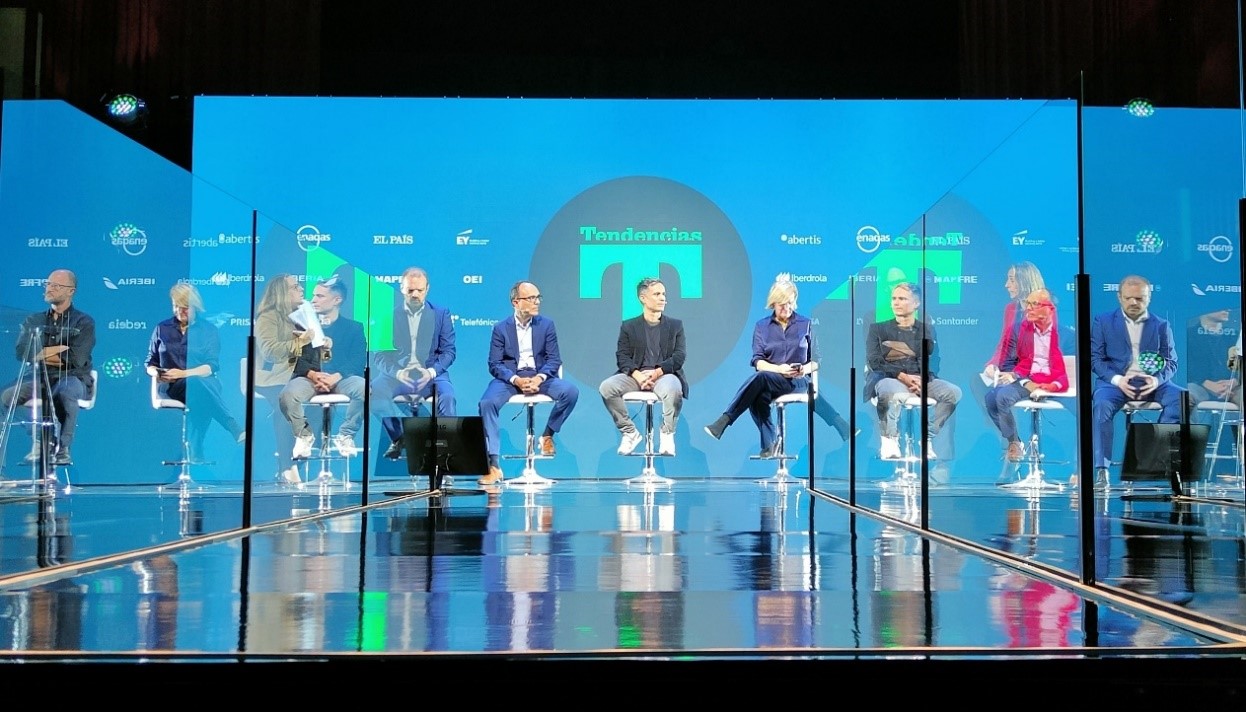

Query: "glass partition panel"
left=1081, top=94, right=1245, bottom=625
left=0, top=99, right=248, bottom=560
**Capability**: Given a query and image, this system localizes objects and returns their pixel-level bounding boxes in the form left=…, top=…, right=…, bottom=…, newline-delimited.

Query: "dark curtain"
left=23, top=0, right=1242, bottom=167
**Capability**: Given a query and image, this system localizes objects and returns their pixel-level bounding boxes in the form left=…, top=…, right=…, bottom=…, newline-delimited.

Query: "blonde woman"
left=704, top=274, right=820, bottom=457
left=146, top=283, right=244, bottom=462
left=253, top=273, right=311, bottom=483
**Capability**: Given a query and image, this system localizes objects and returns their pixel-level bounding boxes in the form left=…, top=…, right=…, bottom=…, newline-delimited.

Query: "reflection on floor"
left=0, top=473, right=1243, bottom=694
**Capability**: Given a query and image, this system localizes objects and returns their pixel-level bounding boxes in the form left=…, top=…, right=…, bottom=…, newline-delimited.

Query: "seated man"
left=599, top=277, right=688, bottom=456
left=1, top=269, right=95, bottom=467
left=1185, top=308, right=1241, bottom=409
left=1089, top=274, right=1182, bottom=490
left=864, top=281, right=961, bottom=463
left=983, top=288, right=1069, bottom=462
left=370, top=267, right=457, bottom=459
left=278, top=277, right=367, bottom=458
left=477, top=281, right=579, bottom=485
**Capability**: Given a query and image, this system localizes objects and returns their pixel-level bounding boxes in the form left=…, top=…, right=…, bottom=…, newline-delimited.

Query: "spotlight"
left=102, top=93, right=148, bottom=127
left=1123, top=98, right=1155, bottom=118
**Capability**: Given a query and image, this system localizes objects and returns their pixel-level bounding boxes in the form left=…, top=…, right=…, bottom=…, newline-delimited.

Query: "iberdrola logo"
left=1134, top=229, right=1163, bottom=254
left=107, top=222, right=148, bottom=257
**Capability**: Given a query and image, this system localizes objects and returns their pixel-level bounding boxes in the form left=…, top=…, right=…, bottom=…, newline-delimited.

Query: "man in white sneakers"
left=598, top=277, right=688, bottom=457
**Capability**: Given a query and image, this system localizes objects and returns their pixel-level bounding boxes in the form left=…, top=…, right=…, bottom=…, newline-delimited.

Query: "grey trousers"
left=598, top=373, right=683, bottom=435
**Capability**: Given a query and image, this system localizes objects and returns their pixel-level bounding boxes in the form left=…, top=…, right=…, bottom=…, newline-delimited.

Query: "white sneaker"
left=280, top=466, right=301, bottom=486
left=333, top=434, right=359, bottom=456
left=880, top=435, right=902, bottom=460
left=659, top=431, right=676, bottom=456
left=618, top=430, right=643, bottom=455
left=926, top=441, right=938, bottom=460
left=292, top=433, right=315, bottom=460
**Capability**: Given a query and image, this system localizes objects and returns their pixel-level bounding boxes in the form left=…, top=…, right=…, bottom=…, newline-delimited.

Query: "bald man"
left=1, top=268, right=97, bottom=466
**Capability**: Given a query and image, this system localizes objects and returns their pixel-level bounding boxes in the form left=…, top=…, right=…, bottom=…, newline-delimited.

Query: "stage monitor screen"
left=401, top=415, right=488, bottom=478
left=1121, top=422, right=1209, bottom=485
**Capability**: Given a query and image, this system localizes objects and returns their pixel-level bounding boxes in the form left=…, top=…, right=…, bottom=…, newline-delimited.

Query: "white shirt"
left=1124, top=309, right=1149, bottom=373
left=515, top=315, right=536, bottom=371
left=1031, top=323, right=1053, bottom=375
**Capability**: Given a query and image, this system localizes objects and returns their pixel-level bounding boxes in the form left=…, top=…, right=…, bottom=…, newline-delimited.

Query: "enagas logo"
left=855, top=225, right=889, bottom=253
left=531, top=176, right=751, bottom=386
left=107, top=222, right=148, bottom=256
left=295, top=224, right=331, bottom=252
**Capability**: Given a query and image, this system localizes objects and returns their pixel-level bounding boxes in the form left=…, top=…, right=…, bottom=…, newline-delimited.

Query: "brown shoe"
left=478, top=465, right=504, bottom=485
left=1006, top=441, right=1024, bottom=462
left=539, top=435, right=556, bottom=456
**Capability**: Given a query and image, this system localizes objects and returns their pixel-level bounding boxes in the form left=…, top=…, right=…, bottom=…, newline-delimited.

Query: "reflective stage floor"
left=1, top=474, right=1244, bottom=696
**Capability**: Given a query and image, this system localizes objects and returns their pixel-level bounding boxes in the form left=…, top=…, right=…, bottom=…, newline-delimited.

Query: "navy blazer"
left=488, top=314, right=563, bottom=383
left=613, top=315, right=689, bottom=398
left=1089, top=309, right=1178, bottom=389
left=375, top=299, right=456, bottom=378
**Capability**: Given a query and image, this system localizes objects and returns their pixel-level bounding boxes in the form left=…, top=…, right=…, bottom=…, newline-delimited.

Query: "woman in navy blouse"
left=146, top=283, right=244, bottom=462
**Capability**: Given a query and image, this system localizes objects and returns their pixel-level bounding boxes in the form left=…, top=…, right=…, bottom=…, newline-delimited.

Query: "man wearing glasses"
left=1090, top=274, right=1182, bottom=491
left=983, top=288, right=1069, bottom=463
left=371, top=266, right=458, bottom=459
left=477, top=280, right=579, bottom=485
left=1, top=269, right=96, bottom=467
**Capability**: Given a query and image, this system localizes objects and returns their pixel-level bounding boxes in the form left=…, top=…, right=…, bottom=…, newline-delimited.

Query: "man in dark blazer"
left=477, top=280, right=579, bottom=485
left=1089, top=274, right=1182, bottom=490
left=370, top=266, right=457, bottom=458
left=598, top=277, right=688, bottom=456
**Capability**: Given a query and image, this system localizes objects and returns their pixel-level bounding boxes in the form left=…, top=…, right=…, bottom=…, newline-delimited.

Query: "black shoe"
left=53, top=448, right=72, bottom=466
left=704, top=415, right=729, bottom=440
left=384, top=439, right=404, bottom=460
left=758, top=444, right=778, bottom=459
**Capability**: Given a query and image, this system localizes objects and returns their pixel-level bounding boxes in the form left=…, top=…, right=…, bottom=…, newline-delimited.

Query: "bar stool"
left=750, top=371, right=817, bottom=484
left=149, top=371, right=202, bottom=490
left=21, top=368, right=96, bottom=494
left=880, top=394, right=934, bottom=491
left=621, top=391, right=673, bottom=487
left=1003, top=355, right=1077, bottom=493
left=501, top=367, right=562, bottom=487
left=1194, top=399, right=1240, bottom=484
left=298, top=393, right=352, bottom=488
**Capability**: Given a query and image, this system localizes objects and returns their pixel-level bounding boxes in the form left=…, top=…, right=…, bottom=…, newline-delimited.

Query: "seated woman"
left=146, top=283, right=244, bottom=462
left=703, top=274, right=821, bottom=457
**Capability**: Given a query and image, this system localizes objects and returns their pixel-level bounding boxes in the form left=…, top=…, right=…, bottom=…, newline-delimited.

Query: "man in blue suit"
left=371, top=266, right=457, bottom=459
left=477, top=280, right=580, bottom=485
left=1090, top=274, right=1183, bottom=491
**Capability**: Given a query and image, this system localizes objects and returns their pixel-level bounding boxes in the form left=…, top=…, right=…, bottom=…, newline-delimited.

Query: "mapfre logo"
left=295, top=224, right=331, bottom=252
left=107, top=222, right=148, bottom=256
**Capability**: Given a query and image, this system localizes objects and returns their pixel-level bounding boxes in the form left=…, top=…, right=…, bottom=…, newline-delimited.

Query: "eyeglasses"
left=46, top=282, right=74, bottom=291
left=1022, top=300, right=1053, bottom=309
left=517, top=294, right=542, bottom=302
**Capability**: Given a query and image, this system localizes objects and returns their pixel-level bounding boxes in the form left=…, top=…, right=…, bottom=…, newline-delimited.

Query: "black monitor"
left=401, top=415, right=489, bottom=478
left=1121, top=422, right=1209, bottom=488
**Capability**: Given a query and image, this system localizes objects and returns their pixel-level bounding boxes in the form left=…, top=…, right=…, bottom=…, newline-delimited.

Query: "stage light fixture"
left=1123, top=97, right=1155, bottom=118
left=103, top=93, right=148, bottom=127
